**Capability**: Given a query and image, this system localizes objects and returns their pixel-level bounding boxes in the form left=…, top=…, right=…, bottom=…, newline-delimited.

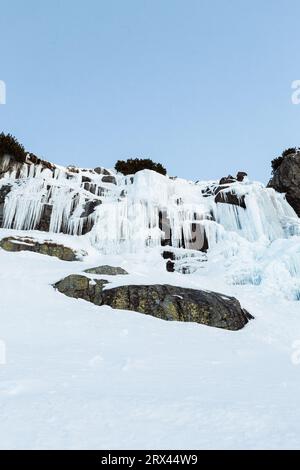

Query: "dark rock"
left=162, top=251, right=176, bottom=272
left=0, top=184, right=11, bottom=203
left=36, top=204, right=53, bottom=232
left=82, top=176, right=92, bottom=183
left=215, top=190, right=246, bottom=209
left=0, top=236, right=84, bottom=261
left=84, top=265, right=128, bottom=275
left=219, top=175, right=236, bottom=185
left=102, top=175, right=117, bottom=185
left=162, top=251, right=175, bottom=260
left=27, top=153, right=55, bottom=171
left=236, top=171, right=247, bottom=182
left=97, top=187, right=107, bottom=197
left=94, top=167, right=111, bottom=176
left=268, top=151, right=300, bottom=217
left=166, top=260, right=175, bottom=272
left=54, top=275, right=253, bottom=331
left=80, top=200, right=101, bottom=218
left=83, top=182, right=96, bottom=194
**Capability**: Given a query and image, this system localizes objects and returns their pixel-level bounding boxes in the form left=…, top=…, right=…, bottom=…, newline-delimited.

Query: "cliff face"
left=268, top=151, right=300, bottom=217
left=1, top=150, right=300, bottom=300
left=0, top=152, right=297, bottom=252
left=0, top=153, right=115, bottom=237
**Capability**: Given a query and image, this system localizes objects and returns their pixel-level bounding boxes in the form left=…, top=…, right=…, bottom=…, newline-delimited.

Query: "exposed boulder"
left=84, top=265, right=128, bottom=275
left=162, top=251, right=176, bottom=272
left=166, top=260, right=175, bottom=272
left=162, top=251, right=175, bottom=260
left=0, top=236, right=84, bottom=261
left=54, top=275, right=253, bottom=331
left=268, top=150, right=300, bottom=217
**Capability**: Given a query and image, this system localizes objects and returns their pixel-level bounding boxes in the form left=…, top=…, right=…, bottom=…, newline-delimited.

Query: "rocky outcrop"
left=268, top=151, right=300, bottom=217
left=215, top=190, right=246, bottom=209
left=200, top=172, right=247, bottom=208
left=236, top=171, right=248, bottom=182
left=219, top=172, right=247, bottom=185
left=0, top=236, right=84, bottom=261
left=84, top=265, right=128, bottom=275
left=54, top=274, right=253, bottom=331
left=214, top=172, right=247, bottom=209
left=80, top=200, right=102, bottom=218
left=102, top=175, right=117, bottom=185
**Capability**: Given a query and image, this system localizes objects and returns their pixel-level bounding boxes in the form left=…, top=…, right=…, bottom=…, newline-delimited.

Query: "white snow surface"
left=0, top=228, right=299, bottom=449
left=0, top=163, right=300, bottom=449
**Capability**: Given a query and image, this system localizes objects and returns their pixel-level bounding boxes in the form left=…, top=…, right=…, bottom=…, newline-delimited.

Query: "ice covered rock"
left=54, top=275, right=253, bottom=330
left=215, top=189, right=246, bottom=209
left=268, top=150, right=300, bottom=217
left=0, top=184, right=11, bottom=226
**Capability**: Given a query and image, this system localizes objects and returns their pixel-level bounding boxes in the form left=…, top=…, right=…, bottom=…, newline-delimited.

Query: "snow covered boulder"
left=84, top=265, right=128, bottom=275
left=268, top=150, right=300, bottom=217
left=54, top=275, right=253, bottom=330
left=0, top=236, right=84, bottom=261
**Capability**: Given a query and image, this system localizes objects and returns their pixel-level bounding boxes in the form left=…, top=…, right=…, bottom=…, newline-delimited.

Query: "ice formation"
left=0, top=154, right=300, bottom=300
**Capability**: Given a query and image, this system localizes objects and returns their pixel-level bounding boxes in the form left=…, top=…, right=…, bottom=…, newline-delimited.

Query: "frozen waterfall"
left=0, top=155, right=300, bottom=300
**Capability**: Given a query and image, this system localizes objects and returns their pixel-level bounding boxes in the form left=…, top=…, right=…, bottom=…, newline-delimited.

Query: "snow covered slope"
left=0, top=236, right=300, bottom=449
left=1, top=155, right=300, bottom=449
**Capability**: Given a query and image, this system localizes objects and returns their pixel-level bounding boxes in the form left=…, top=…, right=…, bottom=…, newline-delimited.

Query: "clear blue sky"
left=1, top=0, right=300, bottom=182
